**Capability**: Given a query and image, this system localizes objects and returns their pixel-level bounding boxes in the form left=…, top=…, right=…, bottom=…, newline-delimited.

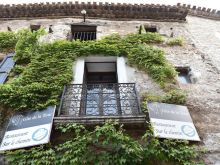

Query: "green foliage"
left=0, top=31, right=18, bottom=52
left=100, top=33, right=122, bottom=44
left=128, top=44, right=177, bottom=86
left=5, top=121, right=204, bottom=165
left=0, top=47, right=73, bottom=110
left=0, top=29, right=74, bottom=111
left=0, top=105, right=12, bottom=126
left=124, top=32, right=164, bottom=44
left=11, top=65, right=25, bottom=75
left=142, top=128, right=203, bottom=165
left=56, top=121, right=143, bottom=165
left=162, top=89, right=187, bottom=104
left=138, top=25, right=146, bottom=34
left=167, top=37, right=184, bottom=46
left=0, top=31, right=175, bottom=111
left=6, top=145, right=56, bottom=165
left=0, top=29, right=203, bottom=165
left=14, top=28, right=46, bottom=64
left=142, top=89, right=187, bottom=105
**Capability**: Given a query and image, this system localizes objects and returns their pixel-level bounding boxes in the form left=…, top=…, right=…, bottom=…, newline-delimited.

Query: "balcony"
left=54, top=83, right=146, bottom=125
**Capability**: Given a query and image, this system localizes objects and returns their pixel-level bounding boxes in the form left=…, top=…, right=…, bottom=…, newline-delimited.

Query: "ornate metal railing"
left=58, top=83, right=141, bottom=117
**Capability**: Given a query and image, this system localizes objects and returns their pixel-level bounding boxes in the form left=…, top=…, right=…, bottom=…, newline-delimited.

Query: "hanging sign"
left=0, top=106, right=56, bottom=151
left=147, top=102, right=200, bottom=141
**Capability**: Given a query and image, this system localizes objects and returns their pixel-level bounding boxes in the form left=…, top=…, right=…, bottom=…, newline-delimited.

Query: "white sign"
left=148, top=102, right=200, bottom=141
left=0, top=106, right=55, bottom=151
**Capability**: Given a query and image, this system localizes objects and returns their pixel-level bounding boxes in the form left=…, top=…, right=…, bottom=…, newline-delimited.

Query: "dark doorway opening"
left=145, top=25, right=157, bottom=33
left=71, top=24, right=97, bottom=41
left=82, top=62, right=119, bottom=116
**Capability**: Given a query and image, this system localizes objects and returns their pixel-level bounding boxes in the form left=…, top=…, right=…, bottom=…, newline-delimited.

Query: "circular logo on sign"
left=181, top=125, right=195, bottom=137
left=32, top=128, right=48, bottom=141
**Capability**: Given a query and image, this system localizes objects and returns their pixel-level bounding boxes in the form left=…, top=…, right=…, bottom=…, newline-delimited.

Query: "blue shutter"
left=0, top=53, right=15, bottom=84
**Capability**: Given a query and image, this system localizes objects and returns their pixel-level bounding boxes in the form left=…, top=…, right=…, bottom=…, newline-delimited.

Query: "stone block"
left=211, top=9, right=216, bottom=14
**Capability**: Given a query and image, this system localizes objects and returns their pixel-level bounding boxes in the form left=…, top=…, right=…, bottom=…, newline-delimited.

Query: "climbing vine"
left=14, top=28, right=46, bottom=64
left=167, top=37, right=184, bottom=46
left=0, top=29, right=204, bottom=164
left=0, top=31, right=176, bottom=111
left=5, top=121, right=204, bottom=165
left=0, top=31, right=18, bottom=52
left=127, top=44, right=176, bottom=86
left=142, top=89, right=187, bottom=108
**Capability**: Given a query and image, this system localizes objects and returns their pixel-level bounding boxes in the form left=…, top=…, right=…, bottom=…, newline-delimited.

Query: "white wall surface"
left=73, top=56, right=128, bottom=83
left=73, top=58, right=85, bottom=84
left=117, top=57, right=127, bottom=83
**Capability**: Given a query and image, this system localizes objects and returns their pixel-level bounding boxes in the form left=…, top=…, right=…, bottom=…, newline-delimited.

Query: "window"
left=145, top=25, right=157, bottom=32
left=58, top=57, right=142, bottom=118
left=71, top=24, right=97, bottom=41
left=84, top=62, right=118, bottom=116
left=30, top=25, right=41, bottom=32
left=176, top=66, right=191, bottom=84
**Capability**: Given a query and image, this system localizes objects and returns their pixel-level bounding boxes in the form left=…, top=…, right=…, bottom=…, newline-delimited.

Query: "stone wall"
left=0, top=2, right=188, bottom=21
left=177, top=3, right=220, bottom=20
left=0, top=16, right=220, bottom=164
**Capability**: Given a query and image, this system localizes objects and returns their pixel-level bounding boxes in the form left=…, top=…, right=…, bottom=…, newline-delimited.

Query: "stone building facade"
left=0, top=2, right=220, bottom=165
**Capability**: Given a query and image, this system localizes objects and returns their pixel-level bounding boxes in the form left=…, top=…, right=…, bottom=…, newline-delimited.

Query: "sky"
left=0, top=0, right=220, bottom=10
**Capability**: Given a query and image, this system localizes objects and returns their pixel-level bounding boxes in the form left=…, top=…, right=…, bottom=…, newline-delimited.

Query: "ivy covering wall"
left=0, top=29, right=203, bottom=165
left=0, top=31, right=18, bottom=53
left=0, top=30, right=176, bottom=111
left=5, top=121, right=204, bottom=165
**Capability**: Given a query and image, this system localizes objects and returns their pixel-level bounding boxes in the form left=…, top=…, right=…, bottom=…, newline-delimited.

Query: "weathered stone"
left=38, top=24, right=71, bottom=43
left=215, top=161, right=220, bottom=165
left=0, top=16, right=219, bottom=164
left=177, top=3, right=220, bottom=20
left=204, top=133, right=220, bottom=152
left=0, top=2, right=188, bottom=21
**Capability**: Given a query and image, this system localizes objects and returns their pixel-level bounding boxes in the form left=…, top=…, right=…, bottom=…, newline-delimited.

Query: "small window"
left=145, top=25, right=157, bottom=33
left=30, top=25, right=41, bottom=32
left=71, top=24, right=97, bottom=41
left=176, top=66, right=191, bottom=84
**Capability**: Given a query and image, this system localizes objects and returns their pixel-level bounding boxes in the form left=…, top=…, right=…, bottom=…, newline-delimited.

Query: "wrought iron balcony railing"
left=72, top=31, right=96, bottom=41
left=57, top=83, right=141, bottom=117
